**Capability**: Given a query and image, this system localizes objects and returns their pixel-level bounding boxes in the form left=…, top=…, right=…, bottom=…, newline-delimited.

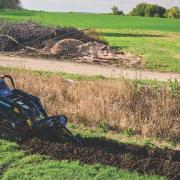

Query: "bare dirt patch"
left=21, top=137, right=180, bottom=180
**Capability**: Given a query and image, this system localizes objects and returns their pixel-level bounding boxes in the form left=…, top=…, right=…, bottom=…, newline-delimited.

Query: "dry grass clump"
left=83, top=29, right=107, bottom=44
left=3, top=71, right=180, bottom=141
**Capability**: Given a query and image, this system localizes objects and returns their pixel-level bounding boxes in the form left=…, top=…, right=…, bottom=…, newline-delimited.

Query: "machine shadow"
left=20, top=135, right=180, bottom=179
left=81, top=136, right=179, bottom=160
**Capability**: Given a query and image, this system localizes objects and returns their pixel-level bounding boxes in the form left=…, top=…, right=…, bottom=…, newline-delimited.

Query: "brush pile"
left=0, top=21, right=94, bottom=51
left=0, top=21, right=141, bottom=67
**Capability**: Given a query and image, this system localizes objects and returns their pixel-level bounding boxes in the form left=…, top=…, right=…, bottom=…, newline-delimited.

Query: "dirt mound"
left=50, top=39, right=141, bottom=67
left=0, top=22, right=141, bottom=67
left=76, top=42, right=141, bottom=66
left=50, top=39, right=83, bottom=55
left=0, top=22, right=95, bottom=51
left=21, top=137, right=180, bottom=179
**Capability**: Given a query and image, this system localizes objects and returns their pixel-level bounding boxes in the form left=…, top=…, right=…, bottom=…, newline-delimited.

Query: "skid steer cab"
left=0, top=75, right=82, bottom=145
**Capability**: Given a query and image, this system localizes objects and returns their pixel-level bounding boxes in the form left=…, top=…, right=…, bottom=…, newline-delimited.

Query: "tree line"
left=112, top=3, right=180, bottom=19
left=0, top=0, right=179, bottom=19
left=0, top=0, right=21, bottom=9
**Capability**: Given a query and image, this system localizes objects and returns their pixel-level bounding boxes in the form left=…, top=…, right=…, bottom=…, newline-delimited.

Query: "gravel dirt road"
left=0, top=55, right=179, bottom=81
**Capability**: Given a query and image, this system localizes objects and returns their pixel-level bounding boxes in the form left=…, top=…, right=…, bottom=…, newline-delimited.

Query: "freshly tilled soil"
left=20, top=137, right=180, bottom=180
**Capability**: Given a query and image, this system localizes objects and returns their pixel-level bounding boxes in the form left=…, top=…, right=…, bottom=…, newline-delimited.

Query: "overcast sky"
left=21, top=0, right=180, bottom=13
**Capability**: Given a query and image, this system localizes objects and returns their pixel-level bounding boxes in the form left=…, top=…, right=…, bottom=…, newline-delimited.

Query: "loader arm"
left=0, top=75, right=82, bottom=145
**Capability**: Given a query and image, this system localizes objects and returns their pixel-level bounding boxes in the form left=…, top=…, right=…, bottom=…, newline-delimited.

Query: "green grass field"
left=0, top=9, right=180, bottom=72
left=0, top=9, right=180, bottom=32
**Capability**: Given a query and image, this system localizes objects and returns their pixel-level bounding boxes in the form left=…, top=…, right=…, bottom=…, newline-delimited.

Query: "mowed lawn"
left=0, top=9, right=180, bottom=72
left=102, top=29, right=180, bottom=72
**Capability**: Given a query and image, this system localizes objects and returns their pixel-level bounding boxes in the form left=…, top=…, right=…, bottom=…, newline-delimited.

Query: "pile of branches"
left=0, top=21, right=96, bottom=52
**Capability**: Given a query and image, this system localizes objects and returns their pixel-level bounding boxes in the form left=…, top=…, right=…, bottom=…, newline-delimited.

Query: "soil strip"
left=20, top=137, right=180, bottom=180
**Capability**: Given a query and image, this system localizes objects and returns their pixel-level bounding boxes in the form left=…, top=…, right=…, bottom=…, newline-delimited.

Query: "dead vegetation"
left=0, top=21, right=141, bottom=67
left=2, top=70, right=179, bottom=142
left=0, top=21, right=95, bottom=51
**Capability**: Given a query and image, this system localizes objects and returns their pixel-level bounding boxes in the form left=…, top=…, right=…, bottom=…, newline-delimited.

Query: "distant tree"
left=0, top=0, right=21, bottom=9
left=145, top=4, right=166, bottom=17
left=111, top=5, right=124, bottom=15
left=165, top=7, right=180, bottom=19
left=0, top=0, right=3, bottom=8
left=129, top=3, right=166, bottom=17
left=129, top=3, right=148, bottom=16
left=145, top=5, right=156, bottom=17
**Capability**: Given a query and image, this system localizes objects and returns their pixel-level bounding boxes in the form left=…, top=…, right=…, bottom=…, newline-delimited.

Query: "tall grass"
left=3, top=70, right=179, bottom=142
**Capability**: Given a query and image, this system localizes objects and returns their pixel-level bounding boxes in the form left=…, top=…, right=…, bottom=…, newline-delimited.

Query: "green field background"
left=0, top=10, right=180, bottom=32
